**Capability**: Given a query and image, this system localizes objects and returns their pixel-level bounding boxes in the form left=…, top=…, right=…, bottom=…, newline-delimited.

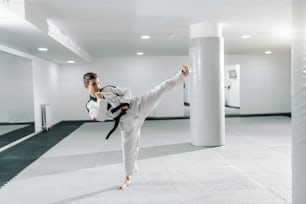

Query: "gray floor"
left=0, top=117, right=291, bottom=204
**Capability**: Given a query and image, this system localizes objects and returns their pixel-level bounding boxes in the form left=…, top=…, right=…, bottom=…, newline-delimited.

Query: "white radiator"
left=41, top=104, right=52, bottom=131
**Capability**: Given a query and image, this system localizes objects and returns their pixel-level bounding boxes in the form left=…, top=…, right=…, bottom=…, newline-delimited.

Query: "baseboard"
left=225, top=105, right=240, bottom=109
left=0, top=122, right=35, bottom=125
left=61, top=113, right=291, bottom=123
left=239, top=113, right=291, bottom=117
left=62, top=117, right=190, bottom=123
left=146, top=116, right=189, bottom=120
left=225, top=114, right=241, bottom=117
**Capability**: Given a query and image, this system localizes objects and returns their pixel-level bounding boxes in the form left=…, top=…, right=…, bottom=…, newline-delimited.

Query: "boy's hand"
left=121, top=105, right=129, bottom=110
left=182, top=64, right=191, bottom=77
left=95, top=92, right=104, bottom=99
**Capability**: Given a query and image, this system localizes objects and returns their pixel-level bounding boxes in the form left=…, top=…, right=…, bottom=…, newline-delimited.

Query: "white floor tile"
left=0, top=117, right=291, bottom=204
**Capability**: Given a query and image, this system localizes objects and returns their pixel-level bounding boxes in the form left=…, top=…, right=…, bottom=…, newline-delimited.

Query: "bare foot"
left=118, top=177, right=131, bottom=190
left=182, top=64, right=191, bottom=77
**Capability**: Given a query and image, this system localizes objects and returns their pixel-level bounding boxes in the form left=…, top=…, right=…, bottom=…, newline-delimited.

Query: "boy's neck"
left=90, top=92, right=96, bottom=98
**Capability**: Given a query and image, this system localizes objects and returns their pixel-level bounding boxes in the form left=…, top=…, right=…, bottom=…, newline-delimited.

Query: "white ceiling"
left=0, top=5, right=86, bottom=64
left=0, top=0, right=291, bottom=63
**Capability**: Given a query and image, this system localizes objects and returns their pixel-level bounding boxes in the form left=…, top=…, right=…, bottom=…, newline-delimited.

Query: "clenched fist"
left=95, top=92, right=104, bottom=99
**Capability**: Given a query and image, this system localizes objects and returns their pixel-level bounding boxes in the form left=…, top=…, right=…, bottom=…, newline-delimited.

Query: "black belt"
left=105, top=103, right=129, bottom=140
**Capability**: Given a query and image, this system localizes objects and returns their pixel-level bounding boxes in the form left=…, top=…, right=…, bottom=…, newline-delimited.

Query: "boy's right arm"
left=87, top=98, right=108, bottom=121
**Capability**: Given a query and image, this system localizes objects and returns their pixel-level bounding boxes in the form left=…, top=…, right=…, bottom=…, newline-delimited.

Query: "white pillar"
left=292, top=0, right=306, bottom=203
left=189, top=22, right=225, bottom=146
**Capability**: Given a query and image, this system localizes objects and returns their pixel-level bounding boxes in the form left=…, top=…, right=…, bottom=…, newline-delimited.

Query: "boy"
left=83, top=64, right=190, bottom=190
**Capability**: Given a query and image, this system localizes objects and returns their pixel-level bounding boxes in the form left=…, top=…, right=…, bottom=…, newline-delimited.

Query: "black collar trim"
left=89, top=95, right=97, bottom=102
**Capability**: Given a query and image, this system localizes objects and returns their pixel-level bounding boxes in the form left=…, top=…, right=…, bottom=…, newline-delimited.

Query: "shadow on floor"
left=14, top=143, right=210, bottom=180
left=47, top=186, right=118, bottom=204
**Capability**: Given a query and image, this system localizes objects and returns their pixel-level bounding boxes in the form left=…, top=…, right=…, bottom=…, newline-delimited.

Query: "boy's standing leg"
left=118, top=127, right=140, bottom=189
left=118, top=64, right=190, bottom=190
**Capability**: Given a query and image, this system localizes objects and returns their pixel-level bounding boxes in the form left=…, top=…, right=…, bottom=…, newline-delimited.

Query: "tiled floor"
left=0, top=117, right=291, bottom=204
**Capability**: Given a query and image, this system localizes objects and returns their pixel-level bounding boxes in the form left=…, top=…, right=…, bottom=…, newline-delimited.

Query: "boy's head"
left=83, top=72, right=100, bottom=95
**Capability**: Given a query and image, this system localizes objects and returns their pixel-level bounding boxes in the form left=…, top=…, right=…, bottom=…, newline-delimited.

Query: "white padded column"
left=189, top=23, right=225, bottom=146
left=292, top=0, right=306, bottom=203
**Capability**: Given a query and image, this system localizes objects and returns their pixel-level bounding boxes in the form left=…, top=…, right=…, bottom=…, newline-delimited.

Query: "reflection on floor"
left=0, top=123, right=35, bottom=148
left=0, top=125, right=29, bottom=136
left=0, top=117, right=291, bottom=204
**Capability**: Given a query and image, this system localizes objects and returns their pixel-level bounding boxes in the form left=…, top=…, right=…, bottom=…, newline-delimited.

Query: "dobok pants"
left=119, top=71, right=185, bottom=176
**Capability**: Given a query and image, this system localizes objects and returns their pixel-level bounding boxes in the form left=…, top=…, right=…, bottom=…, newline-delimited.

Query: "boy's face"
left=84, top=78, right=101, bottom=95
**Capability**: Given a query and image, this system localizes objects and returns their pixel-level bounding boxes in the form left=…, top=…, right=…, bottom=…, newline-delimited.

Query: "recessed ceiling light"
left=38, top=48, right=48, bottom=52
left=241, top=35, right=251, bottom=39
left=265, top=51, right=272, bottom=55
left=137, top=52, right=144, bottom=56
left=67, top=60, right=75, bottom=64
left=141, top=35, right=151, bottom=39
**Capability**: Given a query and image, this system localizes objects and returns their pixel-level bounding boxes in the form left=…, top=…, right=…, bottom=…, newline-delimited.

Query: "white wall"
left=0, top=51, right=34, bottom=123
left=0, top=44, right=61, bottom=132
left=0, top=45, right=290, bottom=128
left=58, top=54, right=291, bottom=120
left=58, top=56, right=187, bottom=120
left=32, top=58, right=60, bottom=131
left=225, top=54, right=291, bottom=114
